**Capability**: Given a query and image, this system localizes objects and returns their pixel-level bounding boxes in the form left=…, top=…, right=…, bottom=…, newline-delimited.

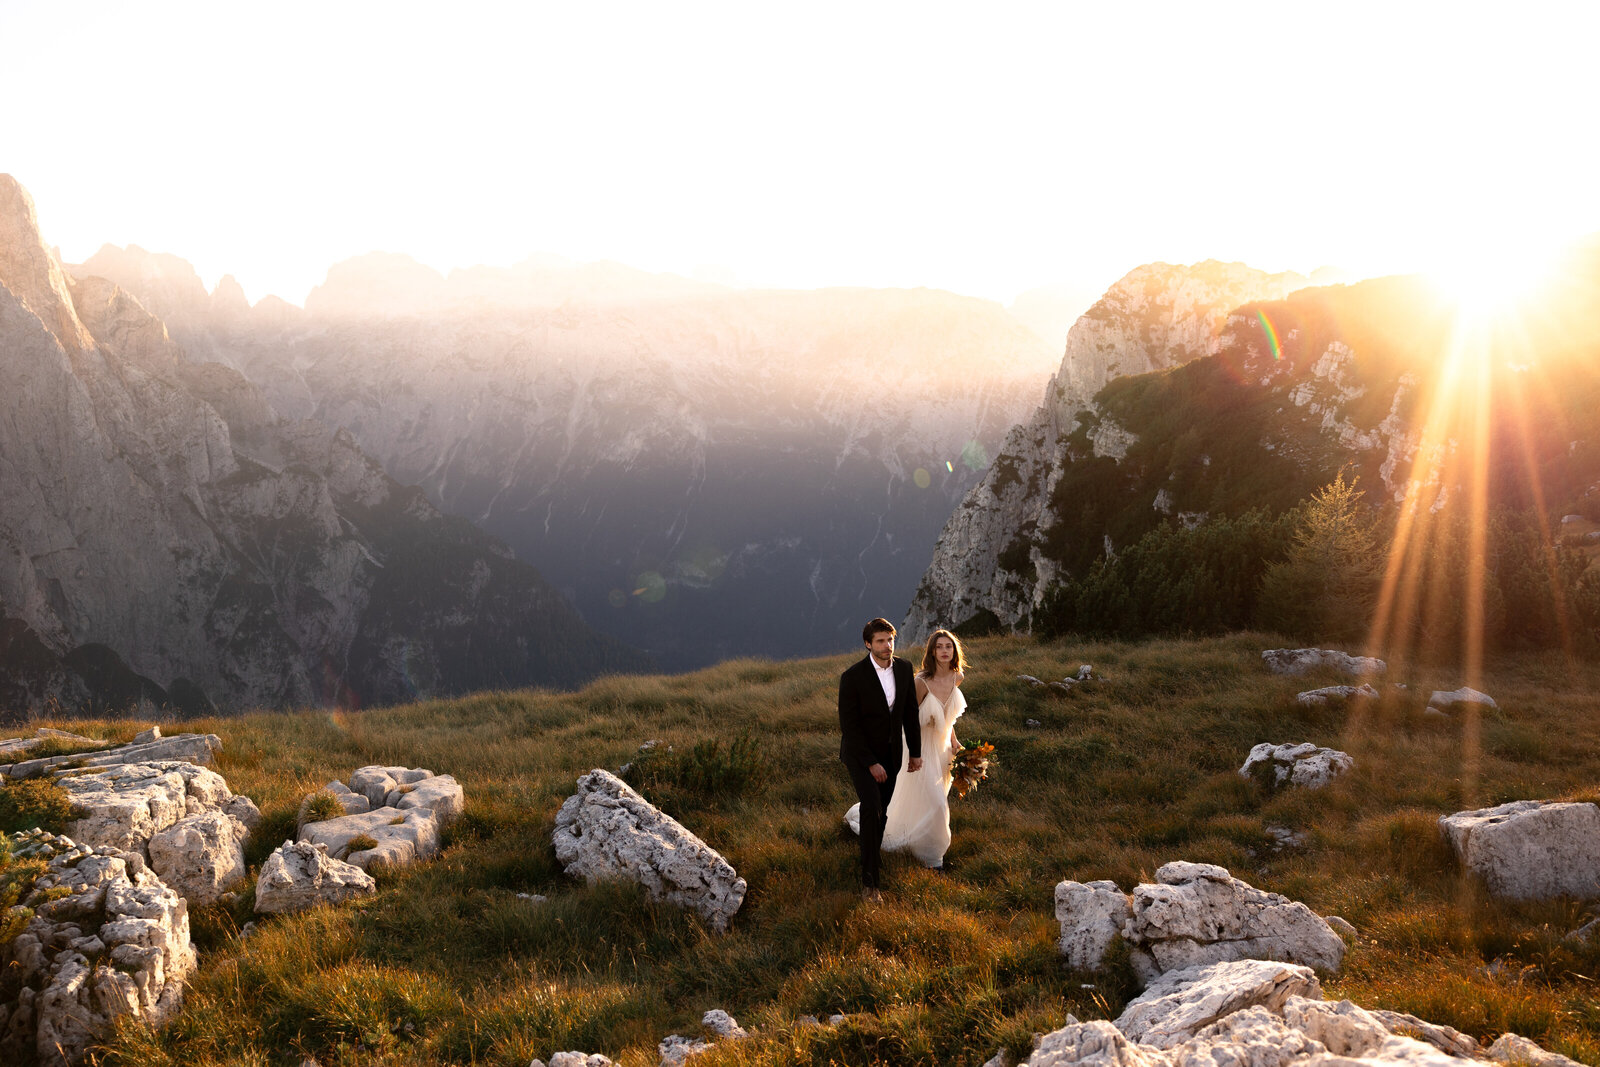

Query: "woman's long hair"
left=920, top=629, right=966, bottom=677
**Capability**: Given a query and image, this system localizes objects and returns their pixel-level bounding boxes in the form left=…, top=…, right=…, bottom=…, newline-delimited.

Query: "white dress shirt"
left=872, top=656, right=896, bottom=707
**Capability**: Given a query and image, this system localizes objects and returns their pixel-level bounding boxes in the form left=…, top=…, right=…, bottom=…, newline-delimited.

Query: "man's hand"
left=907, top=757, right=923, bottom=772
left=869, top=763, right=887, bottom=783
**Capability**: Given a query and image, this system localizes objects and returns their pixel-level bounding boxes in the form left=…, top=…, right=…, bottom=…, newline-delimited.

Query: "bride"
left=846, top=628, right=967, bottom=869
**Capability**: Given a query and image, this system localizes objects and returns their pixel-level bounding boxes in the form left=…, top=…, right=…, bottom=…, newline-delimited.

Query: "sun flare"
left=1419, top=234, right=1571, bottom=329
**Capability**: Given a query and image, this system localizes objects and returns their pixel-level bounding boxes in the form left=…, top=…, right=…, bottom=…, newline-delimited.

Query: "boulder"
left=1239, top=742, right=1353, bottom=789
left=1025, top=1019, right=1168, bottom=1067
left=0, top=732, right=222, bottom=780
left=1054, top=879, right=1132, bottom=971
left=1122, top=862, right=1345, bottom=979
left=0, top=830, right=196, bottom=1066
left=348, top=765, right=435, bottom=807
left=394, top=774, right=465, bottom=821
left=147, top=810, right=247, bottom=907
left=253, top=840, right=377, bottom=913
left=658, top=1034, right=710, bottom=1067
left=1439, top=801, right=1600, bottom=900
left=298, top=807, right=442, bottom=872
left=1261, top=649, right=1385, bottom=677
left=1488, top=1033, right=1586, bottom=1067
left=553, top=769, right=746, bottom=932
left=532, top=1053, right=614, bottom=1067
left=1294, top=684, right=1378, bottom=707
left=702, top=1009, right=747, bottom=1039
left=1428, top=686, right=1497, bottom=710
left=1113, top=959, right=1322, bottom=1048
left=56, top=760, right=252, bottom=855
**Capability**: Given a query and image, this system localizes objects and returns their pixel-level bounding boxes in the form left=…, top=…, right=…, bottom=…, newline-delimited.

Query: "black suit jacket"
left=838, top=654, right=922, bottom=769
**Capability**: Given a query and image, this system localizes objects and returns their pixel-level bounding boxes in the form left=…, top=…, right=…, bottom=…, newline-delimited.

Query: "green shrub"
left=622, top=732, right=767, bottom=812
left=298, top=789, right=344, bottom=830
left=0, top=778, right=77, bottom=835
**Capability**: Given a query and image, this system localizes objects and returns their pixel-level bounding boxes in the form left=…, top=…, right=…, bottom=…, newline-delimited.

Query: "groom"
left=838, top=617, right=922, bottom=900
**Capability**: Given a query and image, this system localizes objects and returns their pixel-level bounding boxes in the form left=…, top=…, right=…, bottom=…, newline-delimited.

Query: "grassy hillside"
left=21, top=634, right=1600, bottom=1066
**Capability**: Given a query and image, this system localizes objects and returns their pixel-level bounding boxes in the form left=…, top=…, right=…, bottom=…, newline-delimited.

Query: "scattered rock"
left=1239, top=743, right=1353, bottom=790
left=0, top=732, right=222, bottom=780
left=1049, top=681, right=1074, bottom=695
left=133, top=726, right=161, bottom=743
left=1324, top=915, right=1358, bottom=941
left=532, top=1054, right=614, bottom=1067
left=1265, top=826, right=1308, bottom=850
left=1261, top=649, right=1386, bottom=678
left=1423, top=706, right=1450, bottom=720
left=1439, top=800, right=1600, bottom=900
left=553, top=769, right=746, bottom=932
left=1122, top=862, right=1345, bottom=980
left=1428, top=686, right=1497, bottom=710
left=1564, top=916, right=1600, bottom=945
left=0, top=830, right=196, bottom=1065
left=1054, top=879, right=1132, bottom=971
left=1560, top=514, right=1584, bottom=524
left=253, top=840, right=377, bottom=913
left=658, top=1034, right=710, bottom=1067
left=517, top=892, right=549, bottom=904
left=1113, top=959, right=1321, bottom=1048
left=1018, top=675, right=1046, bottom=687
left=298, top=765, right=463, bottom=873
left=1487, top=1033, right=1585, bottom=1067
left=1076, top=665, right=1094, bottom=681
left=1368, top=1010, right=1478, bottom=1056
left=702, top=1009, right=747, bottom=1039
left=1025, top=719, right=1042, bottom=728
left=1294, top=684, right=1378, bottom=707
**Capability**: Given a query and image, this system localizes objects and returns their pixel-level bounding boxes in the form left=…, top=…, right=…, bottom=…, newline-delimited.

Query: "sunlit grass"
left=20, top=633, right=1593, bottom=1065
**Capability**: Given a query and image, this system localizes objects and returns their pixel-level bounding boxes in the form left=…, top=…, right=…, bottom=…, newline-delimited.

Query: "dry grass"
left=34, top=633, right=1599, bottom=1066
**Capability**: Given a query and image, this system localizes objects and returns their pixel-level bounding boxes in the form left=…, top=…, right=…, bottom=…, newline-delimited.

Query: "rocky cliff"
left=905, top=261, right=1310, bottom=637
left=76, top=250, right=1061, bottom=668
left=906, top=249, right=1600, bottom=639
left=0, top=176, right=645, bottom=717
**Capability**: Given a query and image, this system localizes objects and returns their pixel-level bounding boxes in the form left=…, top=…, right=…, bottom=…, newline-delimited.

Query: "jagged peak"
left=0, top=175, right=95, bottom=351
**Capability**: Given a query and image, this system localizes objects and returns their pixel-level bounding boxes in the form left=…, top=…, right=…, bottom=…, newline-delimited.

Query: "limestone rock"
left=1055, top=879, right=1132, bottom=970
left=533, top=1053, right=613, bottom=1067
left=1261, top=650, right=1386, bottom=678
left=348, top=764, right=434, bottom=807
left=0, top=829, right=196, bottom=1065
left=1025, top=1019, right=1170, bottom=1067
left=658, top=1033, right=711, bottom=1067
left=1123, top=863, right=1344, bottom=979
left=1439, top=801, right=1600, bottom=900
left=1367, top=1010, right=1478, bottom=1057
left=1294, top=684, right=1378, bottom=707
left=1, top=733, right=221, bottom=781
left=299, top=807, right=441, bottom=872
left=553, top=769, right=746, bottom=932
left=1239, top=743, right=1353, bottom=790
left=147, top=810, right=247, bottom=906
left=254, top=840, right=377, bottom=913
left=1428, top=687, right=1497, bottom=710
left=1487, top=1033, right=1585, bottom=1067
left=703, top=1009, right=747, bottom=1039
left=1113, top=959, right=1321, bottom=1048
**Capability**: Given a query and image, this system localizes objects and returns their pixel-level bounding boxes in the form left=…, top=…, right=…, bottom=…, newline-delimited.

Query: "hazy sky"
left=3, top=1, right=1597, bottom=308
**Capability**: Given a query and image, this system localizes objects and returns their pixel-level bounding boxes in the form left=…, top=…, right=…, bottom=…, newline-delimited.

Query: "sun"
left=1418, top=233, right=1571, bottom=330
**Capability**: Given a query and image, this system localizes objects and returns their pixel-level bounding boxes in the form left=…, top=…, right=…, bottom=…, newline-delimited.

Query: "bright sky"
left=3, top=1, right=1597, bottom=309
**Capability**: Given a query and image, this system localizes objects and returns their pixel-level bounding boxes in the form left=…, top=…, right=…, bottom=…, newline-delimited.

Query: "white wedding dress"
left=845, top=685, right=966, bottom=868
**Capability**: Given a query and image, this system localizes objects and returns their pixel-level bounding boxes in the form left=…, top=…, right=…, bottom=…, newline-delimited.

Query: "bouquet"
left=949, top=741, right=997, bottom=799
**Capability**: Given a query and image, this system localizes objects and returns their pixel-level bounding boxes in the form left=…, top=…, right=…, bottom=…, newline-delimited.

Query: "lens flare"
left=1255, top=310, right=1282, bottom=361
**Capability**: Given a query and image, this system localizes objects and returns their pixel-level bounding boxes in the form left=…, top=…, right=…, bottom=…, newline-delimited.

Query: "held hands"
left=907, top=757, right=923, bottom=772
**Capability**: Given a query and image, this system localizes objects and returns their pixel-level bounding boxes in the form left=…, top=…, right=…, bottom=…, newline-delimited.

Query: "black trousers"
left=845, top=757, right=897, bottom=888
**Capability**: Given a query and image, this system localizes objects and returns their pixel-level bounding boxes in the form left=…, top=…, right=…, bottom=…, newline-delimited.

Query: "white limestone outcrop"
left=1439, top=800, right=1600, bottom=900
left=1114, top=959, right=1322, bottom=1048
left=1055, top=879, right=1133, bottom=971
left=297, top=765, right=463, bottom=872
left=1428, top=687, right=1497, bottom=710
left=553, top=769, right=746, bottom=933
left=0, top=830, right=196, bottom=1066
left=1295, top=684, right=1379, bottom=707
left=253, top=840, right=378, bottom=914
left=1239, top=743, right=1354, bottom=790
left=1262, top=650, right=1387, bottom=678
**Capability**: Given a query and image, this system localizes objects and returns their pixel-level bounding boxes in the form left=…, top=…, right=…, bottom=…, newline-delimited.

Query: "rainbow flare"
left=1256, top=310, right=1283, bottom=360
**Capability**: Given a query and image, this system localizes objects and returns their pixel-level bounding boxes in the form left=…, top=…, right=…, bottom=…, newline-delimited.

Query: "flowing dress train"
left=844, top=685, right=965, bottom=868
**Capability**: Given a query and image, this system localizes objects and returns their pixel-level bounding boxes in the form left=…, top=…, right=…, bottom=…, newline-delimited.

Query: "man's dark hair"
left=862, top=617, right=896, bottom=644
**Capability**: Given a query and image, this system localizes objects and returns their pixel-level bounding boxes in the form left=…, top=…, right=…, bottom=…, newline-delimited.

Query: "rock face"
left=1439, top=800, right=1600, bottom=900
left=253, top=840, right=378, bottom=914
left=298, top=765, right=463, bottom=872
left=51, top=759, right=260, bottom=906
left=0, top=830, right=196, bottom=1066
left=1054, top=879, right=1132, bottom=970
left=1023, top=957, right=1556, bottom=1067
left=1122, top=863, right=1345, bottom=981
left=0, top=175, right=645, bottom=713
left=904, top=261, right=1309, bottom=639
left=1239, top=743, right=1354, bottom=790
left=76, top=244, right=1062, bottom=671
left=1262, top=650, right=1386, bottom=678
left=553, top=769, right=746, bottom=932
